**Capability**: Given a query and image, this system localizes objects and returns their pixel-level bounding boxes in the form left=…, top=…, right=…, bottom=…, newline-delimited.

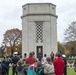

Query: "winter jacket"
left=44, top=63, right=54, bottom=74
left=16, top=66, right=27, bottom=75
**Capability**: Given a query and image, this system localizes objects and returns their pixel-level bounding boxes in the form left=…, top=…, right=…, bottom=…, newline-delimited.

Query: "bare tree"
left=64, top=21, right=76, bottom=55
left=3, top=28, right=22, bottom=56
left=64, top=21, right=76, bottom=42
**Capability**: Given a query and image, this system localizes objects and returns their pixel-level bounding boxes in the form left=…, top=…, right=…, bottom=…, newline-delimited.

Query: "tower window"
left=35, top=22, right=43, bottom=43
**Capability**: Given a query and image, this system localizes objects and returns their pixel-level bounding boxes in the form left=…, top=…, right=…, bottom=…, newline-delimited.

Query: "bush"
left=24, top=64, right=29, bottom=67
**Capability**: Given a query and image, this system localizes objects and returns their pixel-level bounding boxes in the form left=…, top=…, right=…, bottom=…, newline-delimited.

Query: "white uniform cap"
left=62, top=54, right=66, bottom=57
left=14, top=52, right=18, bottom=55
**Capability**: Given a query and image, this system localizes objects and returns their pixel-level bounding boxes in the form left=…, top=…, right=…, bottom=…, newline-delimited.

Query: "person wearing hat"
left=11, top=52, right=20, bottom=75
left=25, top=52, right=37, bottom=65
left=62, top=54, right=67, bottom=75
left=44, top=57, right=55, bottom=75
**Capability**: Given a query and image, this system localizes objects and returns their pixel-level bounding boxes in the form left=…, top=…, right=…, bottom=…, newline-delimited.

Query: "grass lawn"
left=9, top=68, right=76, bottom=75
left=67, top=68, right=76, bottom=75
left=9, top=68, right=12, bottom=75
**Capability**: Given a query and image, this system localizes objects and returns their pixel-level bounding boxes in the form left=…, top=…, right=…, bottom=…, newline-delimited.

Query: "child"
left=16, top=59, right=27, bottom=75
left=27, top=62, right=36, bottom=75
left=35, top=61, right=45, bottom=75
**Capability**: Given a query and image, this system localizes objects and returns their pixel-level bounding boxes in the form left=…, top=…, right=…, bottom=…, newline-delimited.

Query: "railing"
left=67, top=61, right=74, bottom=68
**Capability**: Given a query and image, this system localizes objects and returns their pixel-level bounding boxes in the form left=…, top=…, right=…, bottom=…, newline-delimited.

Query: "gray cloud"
left=0, top=0, right=76, bottom=45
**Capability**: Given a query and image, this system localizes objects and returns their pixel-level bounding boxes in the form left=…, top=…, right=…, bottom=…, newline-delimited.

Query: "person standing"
left=74, top=58, right=76, bottom=72
left=25, top=52, right=36, bottom=65
left=41, top=54, right=47, bottom=66
left=27, top=63, right=36, bottom=75
left=16, top=60, right=27, bottom=75
left=1, top=57, right=7, bottom=75
left=53, top=52, right=64, bottom=75
left=11, top=52, right=20, bottom=75
left=50, top=51, right=54, bottom=62
left=62, top=54, right=67, bottom=75
left=44, top=57, right=55, bottom=75
left=35, top=61, right=45, bottom=75
left=23, top=53, right=27, bottom=62
left=5, top=56, right=11, bottom=75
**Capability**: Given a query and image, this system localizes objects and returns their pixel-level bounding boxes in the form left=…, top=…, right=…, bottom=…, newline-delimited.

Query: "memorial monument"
left=21, top=3, right=58, bottom=58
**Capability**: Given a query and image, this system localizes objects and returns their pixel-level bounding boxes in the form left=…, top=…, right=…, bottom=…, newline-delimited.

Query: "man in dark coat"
left=62, top=54, right=67, bottom=75
left=1, top=59, right=7, bottom=75
left=5, top=56, right=11, bottom=75
left=11, top=52, right=20, bottom=75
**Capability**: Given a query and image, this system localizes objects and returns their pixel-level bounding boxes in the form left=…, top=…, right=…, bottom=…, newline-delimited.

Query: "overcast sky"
left=0, top=0, right=76, bottom=46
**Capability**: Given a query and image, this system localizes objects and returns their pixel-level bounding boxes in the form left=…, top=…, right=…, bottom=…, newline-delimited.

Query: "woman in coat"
left=44, top=57, right=55, bottom=75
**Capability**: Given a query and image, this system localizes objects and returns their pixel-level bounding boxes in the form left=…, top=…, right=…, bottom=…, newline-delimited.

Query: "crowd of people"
left=0, top=51, right=69, bottom=75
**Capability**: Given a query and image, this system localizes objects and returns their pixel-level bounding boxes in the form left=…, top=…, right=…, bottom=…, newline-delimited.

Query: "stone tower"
left=21, top=3, right=58, bottom=58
